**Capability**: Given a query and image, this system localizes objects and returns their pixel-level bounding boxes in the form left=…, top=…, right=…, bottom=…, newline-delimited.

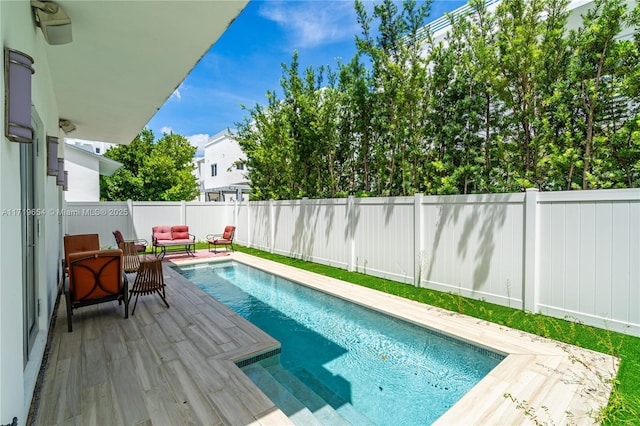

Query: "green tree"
left=236, top=90, right=297, bottom=200
left=234, top=0, right=639, bottom=200
left=566, top=0, right=638, bottom=189
left=355, top=0, right=431, bottom=196
left=100, top=129, right=199, bottom=201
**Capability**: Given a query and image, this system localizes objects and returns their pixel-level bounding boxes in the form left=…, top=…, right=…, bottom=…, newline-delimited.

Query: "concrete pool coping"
left=169, top=252, right=619, bottom=425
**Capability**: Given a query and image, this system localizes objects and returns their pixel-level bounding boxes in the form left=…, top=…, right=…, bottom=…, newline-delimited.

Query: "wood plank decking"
left=30, top=260, right=290, bottom=426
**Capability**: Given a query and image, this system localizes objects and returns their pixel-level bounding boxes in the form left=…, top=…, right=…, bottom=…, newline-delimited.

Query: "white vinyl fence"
left=63, top=200, right=234, bottom=248
left=65, top=188, right=640, bottom=336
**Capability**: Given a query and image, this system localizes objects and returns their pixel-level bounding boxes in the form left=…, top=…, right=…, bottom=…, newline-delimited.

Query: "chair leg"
left=157, top=287, right=170, bottom=309
left=130, top=293, right=141, bottom=315
left=123, top=278, right=129, bottom=319
left=65, top=290, right=73, bottom=332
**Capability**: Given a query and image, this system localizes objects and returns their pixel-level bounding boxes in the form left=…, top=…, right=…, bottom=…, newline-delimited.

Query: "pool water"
left=176, top=261, right=502, bottom=425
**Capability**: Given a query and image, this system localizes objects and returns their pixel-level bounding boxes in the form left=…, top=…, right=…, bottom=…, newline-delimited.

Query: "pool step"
left=242, top=363, right=324, bottom=426
left=264, top=363, right=351, bottom=426
left=295, top=368, right=376, bottom=426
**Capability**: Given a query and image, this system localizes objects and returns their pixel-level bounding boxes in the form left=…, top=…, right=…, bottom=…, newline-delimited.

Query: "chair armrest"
left=189, top=233, right=196, bottom=241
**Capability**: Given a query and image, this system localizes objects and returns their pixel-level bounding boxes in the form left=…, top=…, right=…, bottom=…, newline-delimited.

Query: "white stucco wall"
left=1, top=1, right=64, bottom=423
left=64, top=147, right=101, bottom=202
left=202, top=130, right=247, bottom=194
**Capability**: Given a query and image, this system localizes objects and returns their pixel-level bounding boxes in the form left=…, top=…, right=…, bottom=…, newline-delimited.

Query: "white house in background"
left=421, top=0, right=635, bottom=50
left=65, top=138, right=114, bottom=155
left=63, top=142, right=122, bottom=201
left=0, top=1, right=247, bottom=422
left=200, top=129, right=250, bottom=201
left=193, top=157, right=206, bottom=201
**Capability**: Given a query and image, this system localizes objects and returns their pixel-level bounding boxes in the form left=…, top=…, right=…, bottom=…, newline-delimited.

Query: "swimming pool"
left=176, top=261, right=502, bottom=425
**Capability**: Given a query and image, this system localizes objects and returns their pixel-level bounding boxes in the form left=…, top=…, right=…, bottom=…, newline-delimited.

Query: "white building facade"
left=423, top=0, right=635, bottom=48
left=199, top=129, right=249, bottom=201
left=63, top=143, right=121, bottom=202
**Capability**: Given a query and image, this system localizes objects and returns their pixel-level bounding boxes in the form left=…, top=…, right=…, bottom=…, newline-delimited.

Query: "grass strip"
left=227, top=245, right=639, bottom=424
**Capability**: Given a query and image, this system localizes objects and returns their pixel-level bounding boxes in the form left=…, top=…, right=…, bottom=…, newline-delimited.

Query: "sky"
left=145, top=0, right=468, bottom=157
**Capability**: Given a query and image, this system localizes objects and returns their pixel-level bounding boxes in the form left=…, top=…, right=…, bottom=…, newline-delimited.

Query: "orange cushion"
left=68, top=250, right=122, bottom=300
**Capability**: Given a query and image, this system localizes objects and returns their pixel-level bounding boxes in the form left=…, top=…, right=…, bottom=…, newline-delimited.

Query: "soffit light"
left=59, top=118, right=76, bottom=133
left=31, top=0, right=72, bottom=45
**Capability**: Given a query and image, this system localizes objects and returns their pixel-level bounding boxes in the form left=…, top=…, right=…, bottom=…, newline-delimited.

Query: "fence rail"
left=65, top=188, right=640, bottom=336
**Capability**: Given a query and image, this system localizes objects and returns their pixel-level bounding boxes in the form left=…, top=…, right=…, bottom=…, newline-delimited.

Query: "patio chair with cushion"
left=63, top=233, right=100, bottom=274
left=206, top=225, right=236, bottom=253
left=66, top=249, right=129, bottom=332
left=113, top=229, right=148, bottom=253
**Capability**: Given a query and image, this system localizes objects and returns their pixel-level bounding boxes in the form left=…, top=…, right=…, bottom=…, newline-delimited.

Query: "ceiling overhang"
left=43, top=0, right=249, bottom=145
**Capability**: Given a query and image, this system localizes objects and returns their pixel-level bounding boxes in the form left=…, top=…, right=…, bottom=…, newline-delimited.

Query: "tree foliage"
left=236, top=0, right=640, bottom=200
left=100, top=129, right=199, bottom=201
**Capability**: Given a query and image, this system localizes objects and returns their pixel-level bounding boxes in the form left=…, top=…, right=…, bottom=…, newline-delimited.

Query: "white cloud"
left=170, top=84, right=183, bottom=101
left=187, top=133, right=210, bottom=158
left=259, top=1, right=358, bottom=48
left=160, top=126, right=173, bottom=135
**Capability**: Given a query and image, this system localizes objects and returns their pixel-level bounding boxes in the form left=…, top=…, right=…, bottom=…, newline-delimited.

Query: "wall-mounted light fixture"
left=57, top=157, right=65, bottom=186
left=4, top=48, right=35, bottom=143
left=31, top=0, right=72, bottom=45
left=59, top=118, right=76, bottom=134
left=47, top=136, right=59, bottom=176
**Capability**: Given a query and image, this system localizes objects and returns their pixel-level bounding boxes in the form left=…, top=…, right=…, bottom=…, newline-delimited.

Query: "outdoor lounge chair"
left=65, top=249, right=129, bottom=332
left=206, top=225, right=236, bottom=253
left=113, top=229, right=148, bottom=253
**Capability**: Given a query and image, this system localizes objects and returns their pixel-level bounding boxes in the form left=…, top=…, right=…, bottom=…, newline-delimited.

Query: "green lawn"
left=216, top=244, right=640, bottom=424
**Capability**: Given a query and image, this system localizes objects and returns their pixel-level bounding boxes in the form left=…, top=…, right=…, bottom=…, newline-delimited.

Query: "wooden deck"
left=31, top=252, right=619, bottom=425
left=30, top=259, right=291, bottom=426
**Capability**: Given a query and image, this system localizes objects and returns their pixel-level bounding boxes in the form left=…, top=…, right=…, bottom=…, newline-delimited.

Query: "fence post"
left=523, top=188, right=539, bottom=312
left=414, top=193, right=424, bottom=287
left=180, top=200, right=186, bottom=225
left=127, top=199, right=135, bottom=239
left=347, top=195, right=355, bottom=272
left=269, top=199, right=275, bottom=254
left=246, top=199, right=252, bottom=248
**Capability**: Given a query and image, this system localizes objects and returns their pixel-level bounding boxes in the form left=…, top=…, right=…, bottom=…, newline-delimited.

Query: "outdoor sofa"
left=152, top=225, right=196, bottom=259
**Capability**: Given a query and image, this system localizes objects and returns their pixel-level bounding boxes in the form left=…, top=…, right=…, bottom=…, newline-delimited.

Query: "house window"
left=236, top=162, right=244, bottom=170
left=211, top=163, right=217, bottom=176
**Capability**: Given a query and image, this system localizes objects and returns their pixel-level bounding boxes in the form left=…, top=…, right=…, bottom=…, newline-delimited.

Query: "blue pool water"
left=176, top=261, right=502, bottom=425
